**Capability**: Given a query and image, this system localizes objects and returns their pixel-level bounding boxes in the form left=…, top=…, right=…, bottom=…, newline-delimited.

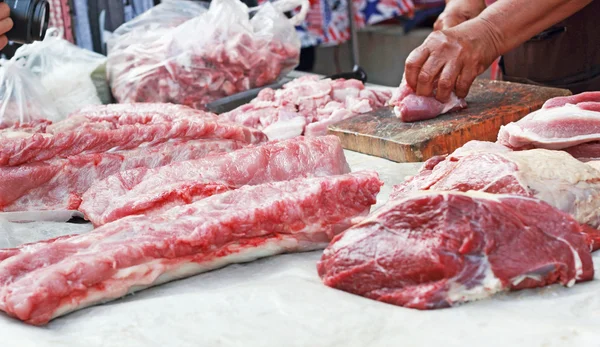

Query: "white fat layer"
left=511, top=274, right=543, bottom=287
left=446, top=255, right=504, bottom=304
left=555, top=236, right=584, bottom=282
left=502, top=149, right=600, bottom=228
left=50, top=237, right=321, bottom=320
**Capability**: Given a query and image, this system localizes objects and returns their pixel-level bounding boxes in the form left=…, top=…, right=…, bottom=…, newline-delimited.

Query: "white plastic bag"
left=0, top=57, right=60, bottom=128
left=107, top=0, right=308, bottom=110
left=13, top=29, right=108, bottom=119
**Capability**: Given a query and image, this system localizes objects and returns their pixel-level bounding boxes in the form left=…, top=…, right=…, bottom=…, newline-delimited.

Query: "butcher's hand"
left=433, top=0, right=486, bottom=31
left=0, top=3, right=12, bottom=50
left=404, top=18, right=501, bottom=102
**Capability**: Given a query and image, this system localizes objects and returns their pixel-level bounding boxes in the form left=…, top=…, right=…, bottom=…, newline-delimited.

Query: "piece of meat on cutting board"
left=0, top=171, right=382, bottom=325
left=388, top=79, right=467, bottom=122
left=329, top=79, right=571, bottom=162
left=79, top=135, right=351, bottom=226
left=318, top=191, right=593, bottom=309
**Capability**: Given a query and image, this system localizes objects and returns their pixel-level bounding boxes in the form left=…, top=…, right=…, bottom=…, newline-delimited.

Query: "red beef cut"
left=390, top=143, right=600, bottom=237
left=318, top=191, right=593, bottom=309
left=0, top=171, right=382, bottom=325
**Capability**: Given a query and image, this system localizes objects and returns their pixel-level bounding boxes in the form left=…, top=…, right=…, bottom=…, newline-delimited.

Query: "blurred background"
left=2, top=0, right=490, bottom=87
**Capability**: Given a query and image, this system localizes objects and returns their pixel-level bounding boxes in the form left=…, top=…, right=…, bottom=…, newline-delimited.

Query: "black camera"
left=3, top=0, right=49, bottom=44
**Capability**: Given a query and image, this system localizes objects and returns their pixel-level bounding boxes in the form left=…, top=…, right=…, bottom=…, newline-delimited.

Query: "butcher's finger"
left=415, top=55, right=445, bottom=97
left=0, top=17, right=13, bottom=36
left=456, top=66, right=477, bottom=99
left=436, top=61, right=461, bottom=102
left=0, top=35, right=8, bottom=50
left=0, top=3, right=9, bottom=20
left=405, top=47, right=429, bottom=91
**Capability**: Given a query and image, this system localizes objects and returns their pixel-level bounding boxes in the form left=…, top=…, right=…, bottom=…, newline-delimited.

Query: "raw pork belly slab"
left=390, top=145, right=600, bottom=235
left=0, top=171, right=382, bottom=325
left=221, top=76, right=391, bottom=139
left=0, top=139, right=244, bottom=211
left=318, top=191, right=593, bottom=309
left=0, top=104, right=265, bottom=166
left=80, top=135, right=351, bottom=226
left=497, top=92, right=600, bottom=150
left=541, top=91, right=600, bottom=109
left=388, top=79, right=467, bottom=122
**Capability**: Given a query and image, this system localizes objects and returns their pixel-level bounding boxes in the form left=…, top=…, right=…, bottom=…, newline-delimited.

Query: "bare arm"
left=470, top=0, right=593, bottom=56
left=405, top=0, right=594, bottom=102
left=434, top=0, right=486, bottom=31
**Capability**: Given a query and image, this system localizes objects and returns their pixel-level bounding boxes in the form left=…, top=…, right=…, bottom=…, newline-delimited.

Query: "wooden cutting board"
left=328, top=79, right=571, bottom=162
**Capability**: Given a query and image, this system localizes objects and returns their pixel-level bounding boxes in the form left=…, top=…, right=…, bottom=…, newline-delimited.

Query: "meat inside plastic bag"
left=106, top=0, right=304, bottom=109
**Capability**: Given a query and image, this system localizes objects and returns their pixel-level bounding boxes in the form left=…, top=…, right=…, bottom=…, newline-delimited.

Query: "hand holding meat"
left=404, top=24, right=498, bottom=102
left=404, top=0, right=596, bottom=105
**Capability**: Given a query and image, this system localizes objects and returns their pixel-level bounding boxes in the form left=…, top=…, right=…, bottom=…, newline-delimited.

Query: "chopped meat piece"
left=0, top=105, right=265, bottom=166
left=221, top=76, right=391, bottom=139
left=318, top=191, right=593, bottom=309
left=80, top=135, right=351, bottom=226
left=390, top=146, right=600, bottom=248
left=0, top=171, right=382, bottom=325
left=388, top=79, right=467, bottom=122
left=0, top=139, right=244, bottom=212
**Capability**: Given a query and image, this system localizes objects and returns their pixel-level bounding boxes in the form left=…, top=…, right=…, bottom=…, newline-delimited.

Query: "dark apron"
left=499, top=0, right=600, bottom=93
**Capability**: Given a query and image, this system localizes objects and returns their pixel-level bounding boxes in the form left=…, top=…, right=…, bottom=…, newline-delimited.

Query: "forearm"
left=468, top=0, right=593, bottom=56
left=434, top=0, right=486, bottom=30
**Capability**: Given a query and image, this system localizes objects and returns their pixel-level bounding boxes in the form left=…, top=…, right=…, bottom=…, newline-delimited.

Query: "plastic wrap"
left=107, top=0, right=307, bottom=109
left=0, top=58, right=60, bottom=128
left=14, top=29, right=108, bottom=119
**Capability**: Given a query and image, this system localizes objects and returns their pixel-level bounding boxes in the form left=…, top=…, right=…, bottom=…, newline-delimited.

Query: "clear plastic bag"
left=107, top=0, right=308, bottom=110
left=0, top=58, right=60, bottom=128
left=13, top=29, right=108, bottom=119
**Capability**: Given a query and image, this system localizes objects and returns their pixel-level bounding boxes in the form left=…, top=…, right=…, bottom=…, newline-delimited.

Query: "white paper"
left=0, top=210, right=84, bottom=223
left=3, top=151, right=599, bottom=346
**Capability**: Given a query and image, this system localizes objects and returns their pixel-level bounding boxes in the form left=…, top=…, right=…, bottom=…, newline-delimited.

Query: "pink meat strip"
left=0, top=171, right=382, bottom=325
left=388, top=79, right=467, bottom=122
left=0, top=104, right=266, bottom=166
left=0, top=139, right=245, bottom=211
left=79, top=135, right=351, bottom=226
